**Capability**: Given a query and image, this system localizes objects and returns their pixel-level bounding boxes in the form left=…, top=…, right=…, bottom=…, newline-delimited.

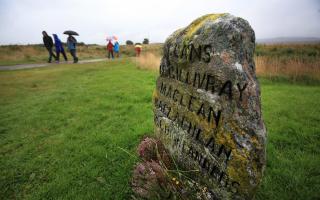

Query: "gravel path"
left=0, top=58, right=110, bottom=71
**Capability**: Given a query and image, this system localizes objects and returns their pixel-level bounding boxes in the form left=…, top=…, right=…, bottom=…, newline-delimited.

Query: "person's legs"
left=56, top=51, right=60, bottom=62
left=50, top=48, right=57, bottom=60
left=47, top=48, right=52, bottom=63
left=70, top=50, right=75, bottom=62
left=48, top=48, right=57, bottom=63
left=70, top=49, right=78, bottom=63
left=61, top=50, right=68, bottom=61
left=111, top=50, right=114, bottom=59
left=48, top=50, right=52, bottom=63
left=74, top=49, right=78, bottom=63
left=108, top=51, right=111, bottom=59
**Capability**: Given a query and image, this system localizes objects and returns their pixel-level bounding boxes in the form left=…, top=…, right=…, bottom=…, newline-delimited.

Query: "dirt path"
left=0, top=58, right=111, bottom=71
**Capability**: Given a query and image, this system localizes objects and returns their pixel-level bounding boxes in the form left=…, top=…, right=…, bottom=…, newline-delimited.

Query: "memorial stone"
left=153, top=13, right=267, bottom=199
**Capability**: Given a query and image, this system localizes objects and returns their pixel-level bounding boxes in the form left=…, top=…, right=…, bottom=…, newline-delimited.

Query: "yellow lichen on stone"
left=227, top=163, right=251, bottom=193
left=215, top=129, right=237, bottom=150
left=152, top=89, right=159, bottom=100
left=227, top=152, right=252, bottom=194
left=184, top=13, right=227, bottom=39
left=214, top=127, right=255, bottom=194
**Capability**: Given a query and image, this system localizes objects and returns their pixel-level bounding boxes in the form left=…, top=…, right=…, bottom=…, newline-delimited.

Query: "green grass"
left=0, top=55, right=103, bottom=66
left=0, top=60, right=319, bottom=199
left=256, top=79, right=320, bottom=200
left=0, top=60, right=156, bottom=199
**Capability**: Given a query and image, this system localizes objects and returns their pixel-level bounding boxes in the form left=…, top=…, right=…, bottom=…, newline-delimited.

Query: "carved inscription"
left=167, top=43, right=213, bottom=63
left=154, top=42, right=249, bottom=193
left=154, top=99, right=240, bottom=193
left=159, top=65, right=248, bottom=102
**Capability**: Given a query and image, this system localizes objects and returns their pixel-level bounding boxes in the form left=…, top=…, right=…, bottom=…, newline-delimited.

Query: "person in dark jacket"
left=42, top=31, right=57, bottom=63
left=53, top=34, right=67, bottom=62
left=106, top=41, right=114, bottom=59
left=67, top=35, right=78, bottom=63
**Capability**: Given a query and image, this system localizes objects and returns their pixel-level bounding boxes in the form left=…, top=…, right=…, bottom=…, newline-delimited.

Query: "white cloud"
left=0, top=0, right=319, bottom=45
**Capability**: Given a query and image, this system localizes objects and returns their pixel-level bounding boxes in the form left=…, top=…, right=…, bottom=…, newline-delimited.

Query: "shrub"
left=285, top=48, right=294, bottom=54
left=126, top=40, right=134, bottom=45
left=143, top=38, right=149, bottom=44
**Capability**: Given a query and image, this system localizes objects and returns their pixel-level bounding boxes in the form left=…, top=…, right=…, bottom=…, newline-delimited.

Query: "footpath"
left=0, top=58, right=110, bottom=71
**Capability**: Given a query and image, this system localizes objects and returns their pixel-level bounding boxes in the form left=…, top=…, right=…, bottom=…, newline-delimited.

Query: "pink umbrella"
left=106, top=35, right=118, bottom=41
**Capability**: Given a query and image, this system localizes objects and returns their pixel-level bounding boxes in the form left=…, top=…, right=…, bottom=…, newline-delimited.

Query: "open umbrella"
left=106, top=35, right=118, bottom=41
left=63, top=30, right=79, bottom=36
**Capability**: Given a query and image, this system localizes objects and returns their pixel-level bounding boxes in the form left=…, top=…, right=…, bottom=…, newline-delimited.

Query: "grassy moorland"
left=255, top=44, right=320, bottom=82
left=0, top=59, right=319, bottom=199
left=1, top=42, right=319, bottom=83
left=0, top=44, right=162, bottom=66
left=0, top=45, right=105, bottom=65
left=136, top=43, right=320, bottom=83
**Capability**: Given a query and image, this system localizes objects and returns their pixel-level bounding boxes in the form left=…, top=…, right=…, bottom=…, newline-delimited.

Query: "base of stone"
left=131, top=137, right=219, bottom=200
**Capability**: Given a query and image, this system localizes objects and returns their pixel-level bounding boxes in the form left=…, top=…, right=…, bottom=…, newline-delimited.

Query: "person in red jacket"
left=107, top=41, right=114, bottom=59
left=135, top=43, right=142, bottom=57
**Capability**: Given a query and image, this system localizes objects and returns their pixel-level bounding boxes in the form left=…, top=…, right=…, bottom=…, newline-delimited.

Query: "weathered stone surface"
left=153, top=13, right=267, bottom=199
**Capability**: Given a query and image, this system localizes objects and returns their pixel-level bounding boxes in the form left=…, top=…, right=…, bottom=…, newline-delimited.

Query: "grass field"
left=0, top=59, right=319, bottom=199
left=0, top=44, right=162, bottom=66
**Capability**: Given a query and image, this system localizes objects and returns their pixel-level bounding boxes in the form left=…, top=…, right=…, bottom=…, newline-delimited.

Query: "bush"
left=143, top=38, right=149, bottom=44
left=285, top=48, right=294, bottom=54
left=126, top=40, right=134, bottom=45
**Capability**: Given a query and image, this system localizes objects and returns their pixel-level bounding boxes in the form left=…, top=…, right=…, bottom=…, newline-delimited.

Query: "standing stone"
left=153, top=13, right=266, bottom=199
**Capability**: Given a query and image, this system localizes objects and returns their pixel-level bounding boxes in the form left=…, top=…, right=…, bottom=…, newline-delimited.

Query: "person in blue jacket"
left=53, top=34, right=67, bottom=62
left=67, top=35, right=78, bottom=63
left=114, top=41, right=120, bottom=58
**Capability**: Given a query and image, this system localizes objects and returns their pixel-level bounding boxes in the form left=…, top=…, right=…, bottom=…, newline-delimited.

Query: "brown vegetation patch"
left=135, top=52, right=161, bottom=71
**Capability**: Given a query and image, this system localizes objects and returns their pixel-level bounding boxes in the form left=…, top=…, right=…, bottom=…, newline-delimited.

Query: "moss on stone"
left=184, top=13, right=227, bottom=39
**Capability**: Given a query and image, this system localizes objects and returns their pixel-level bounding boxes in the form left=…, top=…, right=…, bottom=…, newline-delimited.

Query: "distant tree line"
left=126, top=38, right=150, bottom=45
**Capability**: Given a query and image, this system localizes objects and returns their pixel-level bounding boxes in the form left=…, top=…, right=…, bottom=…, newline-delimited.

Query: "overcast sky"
left=0, top=0, right=319, bottom=45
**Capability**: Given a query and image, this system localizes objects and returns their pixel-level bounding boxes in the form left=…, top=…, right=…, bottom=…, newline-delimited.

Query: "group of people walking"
left=106, top=40, right=120, bottom=59
left=106, top=40, right=142, bottom=58
left=42, top=32, right=143, bottom=63
left=42, top=31, right=78, bottom=63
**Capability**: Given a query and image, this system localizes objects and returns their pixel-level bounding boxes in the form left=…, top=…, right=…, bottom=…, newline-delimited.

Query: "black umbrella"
left=63, top=30, right=79, bottom=36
